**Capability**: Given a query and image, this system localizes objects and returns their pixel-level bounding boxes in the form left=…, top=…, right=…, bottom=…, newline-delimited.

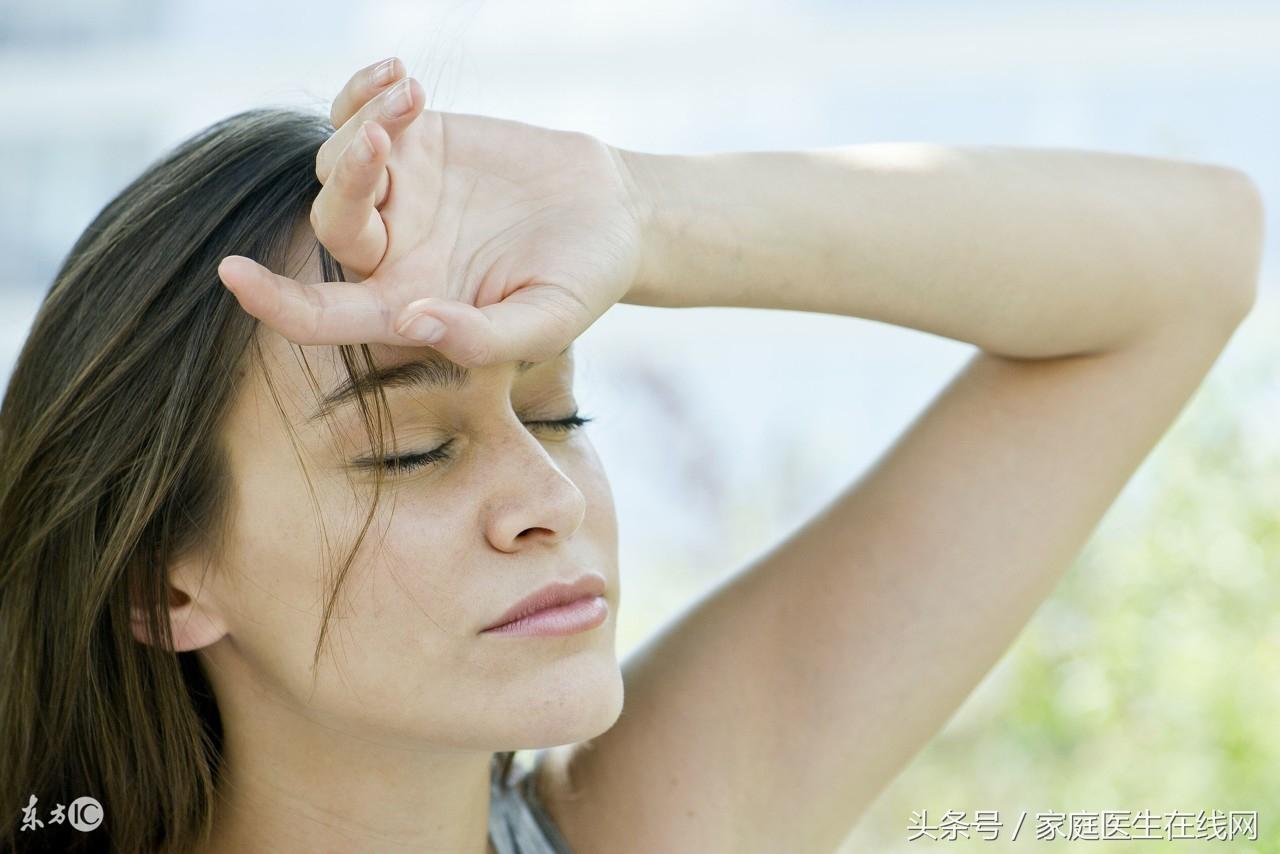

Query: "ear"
left=131, top=557, right=229, bottom=652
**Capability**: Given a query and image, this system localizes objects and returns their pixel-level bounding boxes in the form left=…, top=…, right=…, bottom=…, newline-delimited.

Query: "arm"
left=541, top=145, right=1264, bottom=853
left=617, top=143, right=1261, bottom=355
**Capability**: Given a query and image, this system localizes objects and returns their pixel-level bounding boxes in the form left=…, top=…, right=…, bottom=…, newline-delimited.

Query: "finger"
left=316, top=76, right=424, bottom=184
left=331, top=56, right=405, bottom=129
left=309, top=121, right=391, bottom=278
left=217, top=255, right=401, bottom=346
left=391, top=291, right=580, bottom=369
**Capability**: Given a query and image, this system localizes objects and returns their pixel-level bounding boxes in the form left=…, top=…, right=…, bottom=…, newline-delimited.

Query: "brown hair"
left=0, top=106, right=410, bottom=853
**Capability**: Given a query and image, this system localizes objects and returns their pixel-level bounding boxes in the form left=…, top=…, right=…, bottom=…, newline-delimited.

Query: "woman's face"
left=184, top=237, right=624, bottom=753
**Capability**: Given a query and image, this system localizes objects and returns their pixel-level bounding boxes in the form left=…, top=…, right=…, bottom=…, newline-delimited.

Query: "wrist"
left=609, top=146, right=681, bottom=306
left=609, top=146, right=755, bottom=309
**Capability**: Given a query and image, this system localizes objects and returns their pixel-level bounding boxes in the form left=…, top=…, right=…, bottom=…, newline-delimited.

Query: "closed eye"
left=360, top=412, right=594, bottom=475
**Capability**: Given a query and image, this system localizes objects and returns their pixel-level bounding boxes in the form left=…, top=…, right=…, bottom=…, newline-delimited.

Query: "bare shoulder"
left=535, top=740, right=736, bottom=854
left=532, top=743, right=610, bottom=853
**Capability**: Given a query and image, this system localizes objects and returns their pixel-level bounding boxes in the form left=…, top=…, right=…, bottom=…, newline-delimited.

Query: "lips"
left=481, top=573, right=607, bottom=633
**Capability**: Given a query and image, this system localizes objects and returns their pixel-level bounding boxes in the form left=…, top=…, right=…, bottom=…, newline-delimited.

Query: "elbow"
left=1191, top=165, right=1265, bottom=328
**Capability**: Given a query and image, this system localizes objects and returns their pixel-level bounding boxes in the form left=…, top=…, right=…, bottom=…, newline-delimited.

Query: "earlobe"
left=131, top=578, right=229, bottom=652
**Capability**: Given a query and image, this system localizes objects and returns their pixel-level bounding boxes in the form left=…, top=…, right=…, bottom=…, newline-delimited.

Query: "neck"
left=197, top=680, right=497, bottom=854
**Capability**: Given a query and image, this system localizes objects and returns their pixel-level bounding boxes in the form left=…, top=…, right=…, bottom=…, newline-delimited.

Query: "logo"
left=19, top=794, right=103, bottom=833
left=68, top=797, right=103, bottom=832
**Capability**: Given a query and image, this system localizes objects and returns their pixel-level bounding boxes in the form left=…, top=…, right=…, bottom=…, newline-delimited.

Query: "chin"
left=505, top=656, right=626, bottom=749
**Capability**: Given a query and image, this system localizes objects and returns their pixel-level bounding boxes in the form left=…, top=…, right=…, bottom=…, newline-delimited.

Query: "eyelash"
left=372, top=413, right=594, bottom=475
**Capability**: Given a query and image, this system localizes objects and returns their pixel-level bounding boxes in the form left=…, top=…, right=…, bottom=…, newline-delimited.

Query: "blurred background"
left=1, top=0, right=1277, bottom=850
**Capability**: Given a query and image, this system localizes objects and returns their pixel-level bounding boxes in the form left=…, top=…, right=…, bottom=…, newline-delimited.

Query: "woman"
left=0, top=56, right=1263, bottom=854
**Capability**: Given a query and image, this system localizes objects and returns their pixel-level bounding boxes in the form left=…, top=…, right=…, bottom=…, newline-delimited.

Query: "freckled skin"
left=167, top=233, right=625, bottom=854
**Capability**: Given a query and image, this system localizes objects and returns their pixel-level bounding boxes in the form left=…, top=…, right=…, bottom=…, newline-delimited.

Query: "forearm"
left=615, top=143, right=1263, bottom=357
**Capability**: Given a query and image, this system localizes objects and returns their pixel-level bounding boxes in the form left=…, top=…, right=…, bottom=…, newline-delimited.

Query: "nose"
left=482, top=425, right=588, bottom=553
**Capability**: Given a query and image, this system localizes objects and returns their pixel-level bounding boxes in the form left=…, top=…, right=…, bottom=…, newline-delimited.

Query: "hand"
left=216, top=57, right=648, bottom=368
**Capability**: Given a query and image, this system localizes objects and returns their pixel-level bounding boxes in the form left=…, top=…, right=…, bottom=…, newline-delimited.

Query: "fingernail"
left=372, top=57, right=398, bottom=86
left=383, top=78, right=414, bottom=118
left=354, top=123, right=376, bottom=163
left=398, top=313, right=445, bottom=343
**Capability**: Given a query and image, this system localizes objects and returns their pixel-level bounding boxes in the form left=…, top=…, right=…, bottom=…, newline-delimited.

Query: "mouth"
left=480, top=573, right=609, bottom=635
left=479, top=595, right=609, bottom=636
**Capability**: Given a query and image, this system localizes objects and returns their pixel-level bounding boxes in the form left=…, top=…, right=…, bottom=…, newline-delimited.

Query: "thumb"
left=393, top=289, right=581, bottom=368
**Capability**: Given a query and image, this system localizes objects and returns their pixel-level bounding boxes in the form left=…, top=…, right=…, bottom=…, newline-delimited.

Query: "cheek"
left=223, top=452, right=332, bottom=615
left=215, top=459, right=348, bottom=673
left=217, top=475, right=492, bottom=739
left=571, top=438, right=618, bottom=550
left=365, top=488, right=479, bottom=637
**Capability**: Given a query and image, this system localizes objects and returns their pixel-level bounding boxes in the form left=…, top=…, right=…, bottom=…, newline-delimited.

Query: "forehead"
left=244, top=232, right=573, bottom=423
left=252, top=234, right=425, bottom=406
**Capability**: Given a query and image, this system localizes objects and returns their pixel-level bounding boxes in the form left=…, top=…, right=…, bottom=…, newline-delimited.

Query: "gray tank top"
left=488, top=750, right=575, bottom=854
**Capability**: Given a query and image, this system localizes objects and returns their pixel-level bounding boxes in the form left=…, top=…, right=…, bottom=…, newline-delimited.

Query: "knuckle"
left=453, top=337, right=491, bottom=369
left=308, top=205, right=338, bottom=246
left=334, top=154, right=372, bottom=200
left=300, top=288, right=326, bottom=344
left=329, top=171, right=357, bottom=207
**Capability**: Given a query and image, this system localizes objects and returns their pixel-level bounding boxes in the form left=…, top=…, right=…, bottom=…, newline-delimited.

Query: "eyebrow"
left=307, top=345, right=571, bottom=422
